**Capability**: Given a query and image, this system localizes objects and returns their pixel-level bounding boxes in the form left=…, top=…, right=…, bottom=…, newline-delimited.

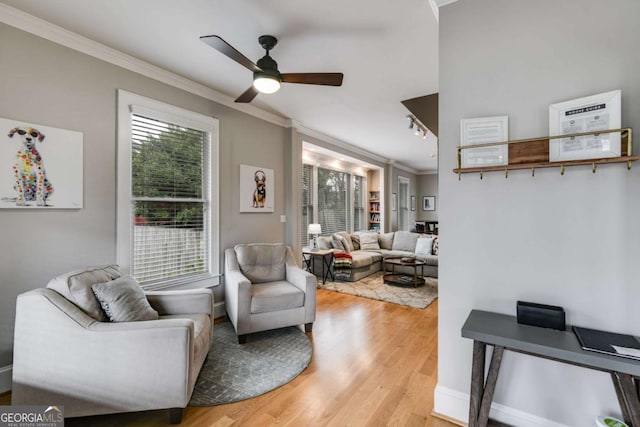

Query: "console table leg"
left=615, top=373, right=640, bottom=427
left=469, top=340, right=486, bottom=427
left=612, top=373, right=632, bottom=425
left=477, top=346, right=504, bottom=427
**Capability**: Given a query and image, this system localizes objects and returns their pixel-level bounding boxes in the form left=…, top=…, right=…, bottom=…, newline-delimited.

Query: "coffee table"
left=383, top=257, right=426, bottom=287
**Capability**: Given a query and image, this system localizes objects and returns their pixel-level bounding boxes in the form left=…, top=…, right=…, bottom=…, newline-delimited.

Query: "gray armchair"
left=11, top=265, right=213, bottom=423
left=224, top=243, right=316, bottom=344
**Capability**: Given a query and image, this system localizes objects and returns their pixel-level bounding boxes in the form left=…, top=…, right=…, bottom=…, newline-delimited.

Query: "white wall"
left=436, top=1, right=640, bottom=426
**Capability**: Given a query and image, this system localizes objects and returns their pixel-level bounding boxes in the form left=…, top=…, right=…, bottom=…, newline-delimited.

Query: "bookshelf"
left=368, top=190, right=380, bottom=231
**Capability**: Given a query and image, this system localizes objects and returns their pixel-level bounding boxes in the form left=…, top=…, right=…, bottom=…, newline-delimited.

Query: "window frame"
left=117, top=90, right=220, bottom=289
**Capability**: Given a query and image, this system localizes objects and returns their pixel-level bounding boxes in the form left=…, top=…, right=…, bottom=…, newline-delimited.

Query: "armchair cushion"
left=251, top=281, right=305, bottom=314
left=92, top=277, right=159, bottom=322
left=47, top=264, right=122, bottom=321
left=234, top=243, right=287, bottom=283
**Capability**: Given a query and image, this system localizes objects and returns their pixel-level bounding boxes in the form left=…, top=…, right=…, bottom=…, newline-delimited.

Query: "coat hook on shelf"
left=531, top=167, right=535, bottom=177
left=560, top=164, right=565, bottom=175
left=505, top=169, right=508, bottom=179
left=592, top=162, right=597, bottom=173
left=458, top=171, right=461, bottom=181
left=480, top=171, right=484, bottom=180
left=628, top=161, right=632, bottom=170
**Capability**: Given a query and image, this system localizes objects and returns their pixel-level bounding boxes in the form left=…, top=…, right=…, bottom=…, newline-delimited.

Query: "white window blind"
left=353, top=175, right=364, bottom=232
left=117, top=90, right=219, bottom=290
left=130, top=114, right=209, bottom=285
left=301, top=164, right=313, bottom=247
left=318, top=167, right=348, bottom=235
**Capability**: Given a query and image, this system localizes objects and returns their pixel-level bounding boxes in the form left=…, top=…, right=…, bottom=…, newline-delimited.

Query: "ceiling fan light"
left=253, top=74, right=281, bottom=94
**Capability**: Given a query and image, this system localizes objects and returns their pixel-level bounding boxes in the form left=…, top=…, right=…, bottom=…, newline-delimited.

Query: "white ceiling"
left=1, top=0, right=440, bottom=172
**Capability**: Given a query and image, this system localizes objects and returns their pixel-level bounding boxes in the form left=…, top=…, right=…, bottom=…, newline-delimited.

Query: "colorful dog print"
left=8, top=126, right=54, bottom=206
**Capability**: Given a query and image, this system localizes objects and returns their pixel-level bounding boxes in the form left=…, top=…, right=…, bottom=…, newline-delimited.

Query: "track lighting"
left=406, top=115, right=430, bottom=140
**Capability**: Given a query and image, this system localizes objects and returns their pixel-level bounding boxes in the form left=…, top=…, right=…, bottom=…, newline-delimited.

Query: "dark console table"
left=462, top=310, right=640, bottom=427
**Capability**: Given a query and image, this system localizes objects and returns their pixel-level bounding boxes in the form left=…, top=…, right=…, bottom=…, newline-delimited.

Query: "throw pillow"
left=47, top=264, right=122, bottom=321
left=359, top=231, right=380, bottom=250
left=331, top=235, right=348, bottom=252
left=350, top=233, right=361, bottom=250
left=92, top=277, right=159, bottom=322
left=316, top=236, right=332, bottom=250
left=432, top=236, right=439, bottom=256
left=334, top=231, right=355, bottom=252
left=378, top=232, right=394, bottom=250
left=391, top=231, right=420, bottom=252
left=415, top=237, right=435, bottom=256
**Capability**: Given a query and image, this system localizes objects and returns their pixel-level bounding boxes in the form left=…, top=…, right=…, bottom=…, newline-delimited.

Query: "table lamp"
left=308, top=223, right=322, bottom=251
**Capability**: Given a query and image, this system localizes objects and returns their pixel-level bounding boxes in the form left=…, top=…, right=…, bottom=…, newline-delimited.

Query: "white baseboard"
left=0, top=365, right=12, bottom=394
left=213, top=301, right=225, bottom=319
left=434, top=384, right=570, bottom=427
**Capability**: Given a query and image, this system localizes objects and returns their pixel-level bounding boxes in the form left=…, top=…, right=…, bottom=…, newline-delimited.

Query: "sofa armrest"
left=224, top=248, right=252, bottom=333
left=145, top=289, right=214, bottom=317
left=286, top=248, right=317, bottom=324
left=12, top=289, right=197, bottom=414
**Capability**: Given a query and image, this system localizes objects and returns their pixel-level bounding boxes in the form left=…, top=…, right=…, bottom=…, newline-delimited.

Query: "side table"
left=302, top=249, right=334, bottom=284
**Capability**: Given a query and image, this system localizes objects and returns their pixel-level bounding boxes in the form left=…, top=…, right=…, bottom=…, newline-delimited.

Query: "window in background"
left=301, top=164, right=314, bottom=247
left=318, top=167, right=349, bottom=235
left=353, top=175, right=365, bottom=232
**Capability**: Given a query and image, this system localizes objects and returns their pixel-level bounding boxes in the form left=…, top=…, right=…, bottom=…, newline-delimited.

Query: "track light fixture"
left=406, top=115, right=430, bottom=140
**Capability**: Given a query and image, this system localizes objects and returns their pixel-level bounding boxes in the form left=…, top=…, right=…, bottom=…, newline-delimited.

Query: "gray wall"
left=417, top=173, right=438, bottom=222
left=0, top=24, right=287, bottom=368
left=390, top=166, right=418, bottom=231
left=437, top=1, right=640, bottom=426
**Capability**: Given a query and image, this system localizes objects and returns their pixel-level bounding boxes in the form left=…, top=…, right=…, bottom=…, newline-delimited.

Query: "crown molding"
left=0, top=3, right=288, bottom=127
left=289, top=119, right=391, bottom=166
left=387, top=159, right=420, bottom=175
left=434, top=0, right=459, bottom=6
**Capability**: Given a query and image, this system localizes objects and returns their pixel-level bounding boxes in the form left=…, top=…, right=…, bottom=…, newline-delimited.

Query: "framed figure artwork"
left=239, top=164, right=274, bottom=212
left=423, top=196, right=435, bottom=211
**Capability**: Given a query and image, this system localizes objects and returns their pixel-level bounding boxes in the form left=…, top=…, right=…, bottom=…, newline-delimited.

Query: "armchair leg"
left=169, top=408, right=184, bottom=424
left=238, top=334, right=248, bottom=344
left=305, top=322, right=313, bottom=333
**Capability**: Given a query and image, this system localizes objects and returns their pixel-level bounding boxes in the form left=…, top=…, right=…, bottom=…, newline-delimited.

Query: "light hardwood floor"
left=1, top=290, right=458, bottom=427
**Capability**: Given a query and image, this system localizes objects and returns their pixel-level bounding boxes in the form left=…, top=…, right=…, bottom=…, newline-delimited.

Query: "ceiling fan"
left=200, top=34, right=344, bottom=103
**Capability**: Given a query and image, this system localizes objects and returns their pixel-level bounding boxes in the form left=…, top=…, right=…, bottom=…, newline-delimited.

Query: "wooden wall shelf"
left=453, top=128, right=635, bottom=178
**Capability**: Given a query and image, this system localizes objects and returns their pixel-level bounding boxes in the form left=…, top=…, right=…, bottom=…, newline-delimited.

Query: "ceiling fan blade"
left=281, top=73, right=344, bottom=86
left=200, top=35, right=262, bottom=73
left=235, top=86, right=259, bottom=103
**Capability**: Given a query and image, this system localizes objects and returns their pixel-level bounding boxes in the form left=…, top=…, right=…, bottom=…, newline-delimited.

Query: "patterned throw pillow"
left=334, top=232, right=354, bottom=252
left=432, top=236, right=439, bottom=256
left=350, top=234, right=361, bottom=250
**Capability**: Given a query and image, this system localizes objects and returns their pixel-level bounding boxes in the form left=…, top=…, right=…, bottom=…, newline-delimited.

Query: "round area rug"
left=189, top=322, right=312, bottom=406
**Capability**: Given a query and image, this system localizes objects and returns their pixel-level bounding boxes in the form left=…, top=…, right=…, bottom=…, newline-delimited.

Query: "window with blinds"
left=117, top=90, right=219, bottom=289
left=301, top=164, right=313, bottom=247
left=353, top=175, right=364, bottom=232
left=130, top=114, right=209, bottom=285
left=317, top=167, right=348, bottom=235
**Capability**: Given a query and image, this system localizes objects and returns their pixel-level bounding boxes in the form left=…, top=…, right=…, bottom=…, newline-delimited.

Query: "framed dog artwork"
left=0, top=117, right=83, bottom=209
left=239, top=164, right=274, bottom=213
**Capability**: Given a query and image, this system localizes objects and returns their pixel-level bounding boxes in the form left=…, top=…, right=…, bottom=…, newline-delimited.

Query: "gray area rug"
left=189, top=322, right=312, bottom=406
left=320, top=271, right=438, bottom=309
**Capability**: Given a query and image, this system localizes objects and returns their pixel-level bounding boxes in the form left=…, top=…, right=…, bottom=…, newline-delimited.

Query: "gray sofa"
left=12, top=265, right=213, bottom=423
left=315, top=230, right=438, bottom=282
